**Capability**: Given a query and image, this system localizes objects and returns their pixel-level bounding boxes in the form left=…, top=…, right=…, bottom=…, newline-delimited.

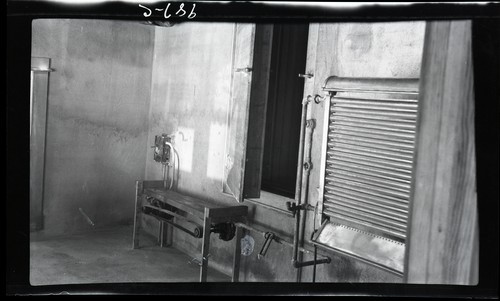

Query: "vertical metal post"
left=132, top=181, right=143, bottom=249
left=159, top=220, right=173, bottom=247
left=158, top=221, right=165, bottom=246
left=200, top=208, right=211, bottom=282
left=165, top=223, right=173, bottom=247
left=296, top=118, right=315, bottom=282
left=292, top=98, right=310, bottom=266
left=232, top=225, right=243, bottom=282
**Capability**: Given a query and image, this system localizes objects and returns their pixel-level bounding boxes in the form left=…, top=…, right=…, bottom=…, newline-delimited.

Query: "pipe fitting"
left=292, top=257, right=331, bottom=269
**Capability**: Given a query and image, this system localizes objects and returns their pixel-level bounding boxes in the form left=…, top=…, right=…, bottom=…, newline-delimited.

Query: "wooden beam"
left=404, top=20, right=478, bottom=285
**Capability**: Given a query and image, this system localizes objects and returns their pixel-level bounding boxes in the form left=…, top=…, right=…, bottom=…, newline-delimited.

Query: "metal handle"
left=258, top=232, right=275, bottom=259
left=298, top=73, right=314, bottom=79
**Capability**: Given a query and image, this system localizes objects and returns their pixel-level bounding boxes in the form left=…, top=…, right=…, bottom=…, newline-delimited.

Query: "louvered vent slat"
left=321, top=77, right=419, bottom=242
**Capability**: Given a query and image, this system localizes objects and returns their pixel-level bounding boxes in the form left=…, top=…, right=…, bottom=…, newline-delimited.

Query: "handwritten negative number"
left=139, top=3, right=196, bottom=19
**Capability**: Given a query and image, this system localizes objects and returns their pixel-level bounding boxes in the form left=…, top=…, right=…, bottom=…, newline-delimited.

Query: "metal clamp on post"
left=314, top=93, right=331, bottom=104
left=189, top=254, right=211, bottom=266
left=285, top=202, right=315, bottom=217
left=235, top=67, right=252, bottom=73
left=298, top=73, right=314, bottom=79
left=211, top=222, right=236, bottom=241
left=305, top=119, right=316, bottom=129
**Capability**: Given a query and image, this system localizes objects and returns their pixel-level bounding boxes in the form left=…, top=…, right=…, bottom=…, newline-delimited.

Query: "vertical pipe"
left=297, top=115, right=314, bottom=282
left=313, top=245, right=317, bottom=282
left=294, top=98, right=308, bottom=204
left=200, top=208, right=212, bottom=282
left=232, top=226, right=243, bottom=282
left=293, top=96, right=311, bottom=281
left=159, top=221, right=165, bottom=247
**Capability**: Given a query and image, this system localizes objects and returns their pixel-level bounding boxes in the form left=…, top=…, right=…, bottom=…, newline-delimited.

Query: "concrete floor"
left=30, top=225, right=230, bottom=285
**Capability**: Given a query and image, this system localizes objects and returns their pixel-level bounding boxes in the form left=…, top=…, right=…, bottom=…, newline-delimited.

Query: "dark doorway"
left=261, top=23, right=309, bottom=198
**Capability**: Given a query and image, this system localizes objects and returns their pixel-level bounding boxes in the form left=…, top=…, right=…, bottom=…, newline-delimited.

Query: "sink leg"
left=232, top=226, right=243, bottom=282
left=200, top=208, right=211, bottom=282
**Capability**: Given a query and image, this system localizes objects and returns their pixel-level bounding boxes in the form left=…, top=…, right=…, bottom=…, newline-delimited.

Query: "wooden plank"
left=30, top=57, right=50, bottom=231
left=207, top=205, right=248, bottom=219
left=223, top=23, right=256, bottom=202
left=144, top=188, right=248, bottom=223
left=146, top=189, right=206, bottom=213
left=243, top=24, right=273, bottom=199
left=404, top=21, right=478, bottom=285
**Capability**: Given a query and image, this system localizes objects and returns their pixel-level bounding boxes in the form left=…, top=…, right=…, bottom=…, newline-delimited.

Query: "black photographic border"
left=6, top=0, right=499, bottom=297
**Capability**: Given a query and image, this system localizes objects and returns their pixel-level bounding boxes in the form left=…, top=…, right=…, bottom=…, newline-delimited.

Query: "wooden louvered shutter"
left=318, top=77, right=419, bottom=242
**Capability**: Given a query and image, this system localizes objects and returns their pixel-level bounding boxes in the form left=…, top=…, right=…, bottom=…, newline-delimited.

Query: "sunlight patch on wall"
left=206, top=122, right=227, bottom=181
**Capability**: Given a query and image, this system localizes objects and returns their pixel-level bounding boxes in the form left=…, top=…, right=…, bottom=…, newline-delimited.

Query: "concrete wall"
left=143, top=23, right=246, bottom=267
left=31, top=19, right=154, bottom=236
left=145, top=21, right=425, bottom=282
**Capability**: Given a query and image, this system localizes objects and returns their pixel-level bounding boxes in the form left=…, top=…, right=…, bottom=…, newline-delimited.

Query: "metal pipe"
left=293, top=257, right=331, bottom=268
left=292, top=96, right=311, bottom=275
left=296, top=118, right=315, bottom=282
left=143, top=205, right=203, bottom=239
left=293, top=96, right=311, bottom=207
left=164, top=142, right=176, bottom=190
left=312, top=245, right=317, bottom=283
